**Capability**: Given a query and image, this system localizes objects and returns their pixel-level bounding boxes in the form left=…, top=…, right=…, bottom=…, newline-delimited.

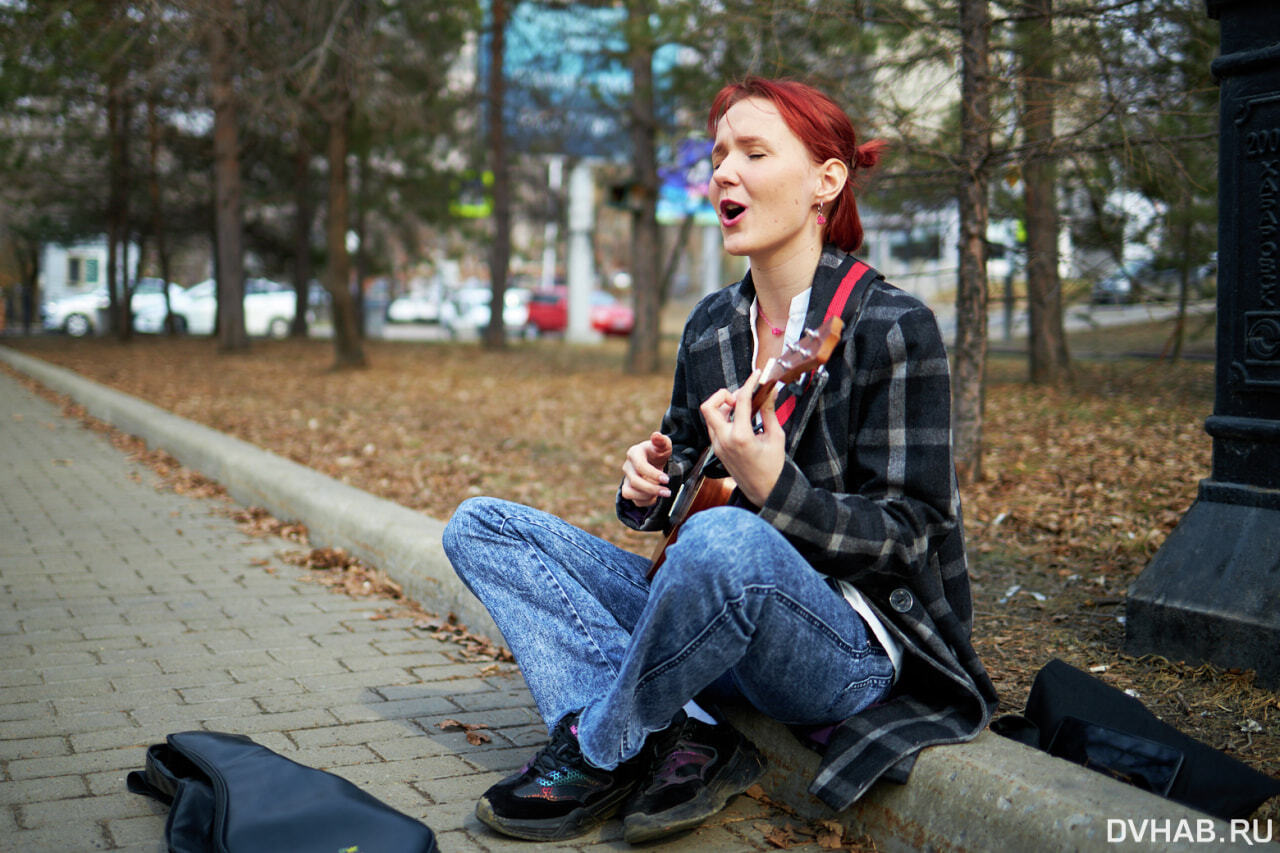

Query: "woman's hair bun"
left=853, top=139, right=887, bottom=171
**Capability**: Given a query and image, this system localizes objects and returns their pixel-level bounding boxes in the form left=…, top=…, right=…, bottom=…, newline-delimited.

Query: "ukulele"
left=647, top=317, right=844, bottom=578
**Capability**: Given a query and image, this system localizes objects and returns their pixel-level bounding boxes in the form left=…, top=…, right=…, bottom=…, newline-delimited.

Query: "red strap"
left=825, top=260, right=869, bottom=323
left=776, top=390, right=800, bottom=427
left=775, top=260, right=869, bottom=427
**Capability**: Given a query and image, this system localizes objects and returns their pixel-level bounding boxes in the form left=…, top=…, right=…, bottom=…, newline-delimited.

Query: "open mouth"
left=720, top=200, right=747, bottom=225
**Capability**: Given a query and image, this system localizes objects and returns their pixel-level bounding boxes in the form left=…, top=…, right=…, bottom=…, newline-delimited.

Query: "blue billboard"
left=658, top=138, right=717, bottom=225
left=482, top=2, right=631, bottom=158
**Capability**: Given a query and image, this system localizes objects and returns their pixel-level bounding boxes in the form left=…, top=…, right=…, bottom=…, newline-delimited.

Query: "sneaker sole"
left=622, top=743, right=767, bottom=844
left=476, top=783, right=636, bottom=842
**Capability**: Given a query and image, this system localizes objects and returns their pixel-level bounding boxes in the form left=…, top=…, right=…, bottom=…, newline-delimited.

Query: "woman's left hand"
left=700, top=369, right=786, bottom=507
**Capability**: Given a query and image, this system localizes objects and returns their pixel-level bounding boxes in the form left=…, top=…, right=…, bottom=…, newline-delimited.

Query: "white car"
left=386, top=292, right=442, bottom=324
left=44, top=278, right=189, bottom=336
left=137, top=278, right=300, bottom=338
left=42, top=288, right=108, bottom=336
left=440, top=286, right=530, bottom=338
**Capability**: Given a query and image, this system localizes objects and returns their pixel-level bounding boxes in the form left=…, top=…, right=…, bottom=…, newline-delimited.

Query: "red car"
left=525, top=287, right=634, bottom=337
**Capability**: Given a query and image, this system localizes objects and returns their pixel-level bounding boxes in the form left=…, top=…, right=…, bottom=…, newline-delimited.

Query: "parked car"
left=385, top=292, right=442, bottom=324
left=525, top=286, right=568, bottom=335
left=43, top=278, right=188, bottom=336
left=136, top=278, right=300, bottom=338
left=524, top=286, right=635, bottom=337
left=441, top=286, right=530, bottom=338
left=589, top=291, right=635, bottom=337
left=41, top=288, right=108, bottom=336
left=1090, top=260, right=1212, bottom=305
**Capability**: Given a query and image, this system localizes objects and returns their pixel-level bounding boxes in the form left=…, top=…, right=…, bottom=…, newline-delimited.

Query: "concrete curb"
left=3, top=344, right=1271, bottom=852
left=725, top=712, right=1271, bottom=852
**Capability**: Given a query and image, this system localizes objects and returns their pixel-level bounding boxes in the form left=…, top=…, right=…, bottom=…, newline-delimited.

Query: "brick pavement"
left=0, top=367, right=799, bottom=852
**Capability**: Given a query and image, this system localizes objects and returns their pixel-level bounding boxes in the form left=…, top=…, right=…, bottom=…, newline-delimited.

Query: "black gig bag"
left=127, top=730, right=438, bottom=853
left=992, top=658, right=1280, bottom=820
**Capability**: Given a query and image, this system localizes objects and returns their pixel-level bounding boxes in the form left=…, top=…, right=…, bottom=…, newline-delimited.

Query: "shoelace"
left=648, top=730, right=715, bottom=789
left=524, top=717, right=583, bottom=776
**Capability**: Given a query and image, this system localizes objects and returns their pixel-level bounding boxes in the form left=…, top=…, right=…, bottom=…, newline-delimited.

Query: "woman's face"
left=709, top=96, right=826, bottom=263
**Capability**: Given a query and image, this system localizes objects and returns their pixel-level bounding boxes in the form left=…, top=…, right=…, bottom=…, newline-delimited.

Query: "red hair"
left=708, top=77, right=884, bottom=253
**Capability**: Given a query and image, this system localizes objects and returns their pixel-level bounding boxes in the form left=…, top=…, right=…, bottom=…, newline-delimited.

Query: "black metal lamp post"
left=1125, top=0, right=1280, bottom=688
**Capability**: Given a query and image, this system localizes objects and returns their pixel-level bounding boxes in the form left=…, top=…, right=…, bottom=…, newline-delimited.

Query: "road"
left=367, top=297, right=1217, bottom=349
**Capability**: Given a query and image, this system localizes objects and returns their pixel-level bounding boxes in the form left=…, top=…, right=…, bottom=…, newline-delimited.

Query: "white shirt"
left=750, top=289, right=904, bottom=680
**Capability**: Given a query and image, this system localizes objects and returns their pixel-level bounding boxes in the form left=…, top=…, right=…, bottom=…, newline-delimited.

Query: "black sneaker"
left=476, top=712, right=647, bottom=841
left=622, top=715, right=767, bottom=844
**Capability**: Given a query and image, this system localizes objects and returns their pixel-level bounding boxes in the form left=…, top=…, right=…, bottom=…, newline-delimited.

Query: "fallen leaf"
left=438, top=719, right=489, bottom=734
left=763, top=824, right=800, bottom=849
left=413, top=615, right=448, bottom=631
left=817, top=826, right=845, bottom=850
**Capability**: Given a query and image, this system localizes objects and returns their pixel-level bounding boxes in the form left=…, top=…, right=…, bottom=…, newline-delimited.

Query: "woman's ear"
left=816, top=157, right=849, bottom=205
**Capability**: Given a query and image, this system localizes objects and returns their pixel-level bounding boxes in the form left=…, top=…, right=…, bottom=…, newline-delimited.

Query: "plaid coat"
left=617, top=246, right=998, bottom=810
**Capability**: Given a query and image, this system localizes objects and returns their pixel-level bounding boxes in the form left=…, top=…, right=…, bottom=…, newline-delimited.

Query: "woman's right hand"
left=620, top=431, right=673, bottom=507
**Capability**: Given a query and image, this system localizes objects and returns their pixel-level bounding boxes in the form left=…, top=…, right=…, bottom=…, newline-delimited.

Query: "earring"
left=816, top=203, right=827, bottom=226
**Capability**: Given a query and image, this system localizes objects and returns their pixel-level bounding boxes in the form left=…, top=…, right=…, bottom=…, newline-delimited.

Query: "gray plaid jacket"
left=617, top=246, right=997, bottom=810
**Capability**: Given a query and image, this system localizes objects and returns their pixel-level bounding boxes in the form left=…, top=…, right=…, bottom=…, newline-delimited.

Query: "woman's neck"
left=751, top=240, right=822, bottom=316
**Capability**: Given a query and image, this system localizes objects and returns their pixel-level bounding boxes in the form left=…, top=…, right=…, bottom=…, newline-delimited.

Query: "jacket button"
left=889, top=588, right=914, bottom=613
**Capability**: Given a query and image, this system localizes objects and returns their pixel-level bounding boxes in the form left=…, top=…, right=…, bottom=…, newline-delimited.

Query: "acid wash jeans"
left=442, top=496, right=894, bottom=771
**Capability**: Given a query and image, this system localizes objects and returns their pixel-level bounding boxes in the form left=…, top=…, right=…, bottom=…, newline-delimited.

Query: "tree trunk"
left=106, top=80, right=123, bottom=339
left=133, top=227, right=147, bottom=297
left=16, top=237, right=39, bottom=335
left=1018, top=0, right=1070, bottom=384
left=120, top=95, right=136, bottom=340
left=625, top=0, right=661, bottom=374
left=485, top=0, right=511, bottom=349
left=105, top=74, right=135, bottom=340
left=354, top=145, right=370, bottom=338
left=1167, top=214, right=1194, bottom=361
left=325, top=101, right=366, bottom=369
left=210, top=0, right=248, bottom=352
left=209, top=218, right=221, bottom=338
left=147, top=95, right=177, bottom=335
left=291, top=137, right=313, bottom=337
left=661, top=214, right=695, bottom=304
left=953, top=0, right=992, bottom=485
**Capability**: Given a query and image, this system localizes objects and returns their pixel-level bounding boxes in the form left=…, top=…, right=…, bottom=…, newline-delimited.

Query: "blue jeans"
left=442, top=497, right=894, bottom=770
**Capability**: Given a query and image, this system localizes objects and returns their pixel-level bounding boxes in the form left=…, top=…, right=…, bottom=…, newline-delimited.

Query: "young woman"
left=443, top=76, right=996, bottom=844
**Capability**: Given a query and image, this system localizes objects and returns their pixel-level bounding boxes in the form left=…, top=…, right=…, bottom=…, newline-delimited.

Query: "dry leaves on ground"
left=437, top=719, right=493, bottom=746
left=755, top=819, right=878, bottom=851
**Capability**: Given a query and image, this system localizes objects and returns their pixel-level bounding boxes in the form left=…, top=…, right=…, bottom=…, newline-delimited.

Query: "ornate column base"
left=1125, top=486, right=1280, bottom=689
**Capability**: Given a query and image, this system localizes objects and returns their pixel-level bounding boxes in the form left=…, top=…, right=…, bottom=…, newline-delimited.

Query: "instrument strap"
left=775, top=259, right=874, bottom=427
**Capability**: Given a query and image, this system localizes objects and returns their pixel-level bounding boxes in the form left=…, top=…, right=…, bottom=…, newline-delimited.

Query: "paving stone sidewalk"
left=0, top=367, right=794, bottom=852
